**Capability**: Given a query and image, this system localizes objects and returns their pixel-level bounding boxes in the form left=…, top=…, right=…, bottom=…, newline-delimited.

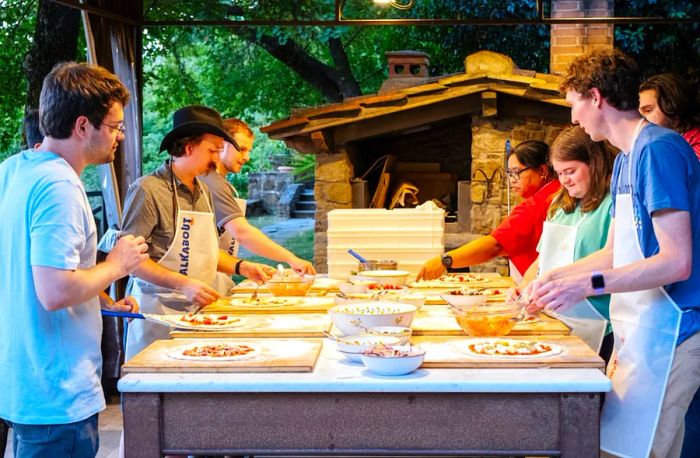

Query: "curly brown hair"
left=548, top=126, right=617, bottom=218
left=560, top=49, right=640, bottom=111
left=39, top=61, right=130, bottom=139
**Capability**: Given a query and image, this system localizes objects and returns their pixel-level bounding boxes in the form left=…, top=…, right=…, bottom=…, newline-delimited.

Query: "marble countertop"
left=118, top=342, right=611, bottom=394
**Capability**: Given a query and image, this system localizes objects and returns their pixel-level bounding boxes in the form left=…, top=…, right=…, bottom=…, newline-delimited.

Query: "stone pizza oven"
left=262, top=50, right=573, bottom=274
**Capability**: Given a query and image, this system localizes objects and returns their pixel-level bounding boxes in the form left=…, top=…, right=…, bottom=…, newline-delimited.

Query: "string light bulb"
left=373, top=0, right=415, bottom=11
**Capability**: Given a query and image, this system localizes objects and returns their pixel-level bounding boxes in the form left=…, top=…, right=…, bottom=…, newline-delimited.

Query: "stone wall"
left=313, top=151, right=354, bottom=271
left=247, top=171, right=294, bottom=216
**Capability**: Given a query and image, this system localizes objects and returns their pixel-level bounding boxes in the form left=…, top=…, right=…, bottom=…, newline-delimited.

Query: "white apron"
left=600, top=120, right=682, bottom=458
left=125, top=173, right=219, bottom=360
left=538, top=211, right=608, bottom=353
left=212, top=184, right=247, bottom=295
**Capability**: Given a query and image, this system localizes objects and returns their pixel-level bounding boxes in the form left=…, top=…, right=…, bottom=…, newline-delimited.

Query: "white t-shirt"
left=0, top=150, right=103, bottom=424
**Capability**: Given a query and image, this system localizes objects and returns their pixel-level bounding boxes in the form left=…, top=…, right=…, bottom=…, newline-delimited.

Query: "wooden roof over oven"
left=261, top=51, right=571, bottom=155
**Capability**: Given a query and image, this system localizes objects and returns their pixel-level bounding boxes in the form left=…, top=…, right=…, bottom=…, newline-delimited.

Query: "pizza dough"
left=228, top=297, right=301, bottom=308
left=161, top=314, right=247, bottom=330
left=462, top=339, right=562, bottom=358
left=168, top=343, right=261, bottom=361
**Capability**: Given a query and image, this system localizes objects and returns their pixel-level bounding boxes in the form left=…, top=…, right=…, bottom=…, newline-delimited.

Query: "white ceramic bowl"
left=441, top=293, right=488, bottom=308
left=328, top=301, right=418, bottom=335
left=334, top=334, right=401, bottom=362
left=338, top=282, right=369, bottom=295
left=356, top=270, right=411, bottom=286
left=361, top=326, right=412, bottom=345
left=334, top=292, right=425, bottom=310
left=360, top=345, right=426, bottom=376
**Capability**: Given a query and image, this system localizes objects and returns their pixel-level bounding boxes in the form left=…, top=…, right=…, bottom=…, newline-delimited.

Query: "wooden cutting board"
left=233, top=279, right=339, bottom=294
left=410, top=306, right=571, bottom=336
left=203, top=296, right=335, bottom=314
left=414, top=335, right=604, bottom=369
left=122, top=338, right=323, bottom=373
left=170, top=313, right=332, bottom=338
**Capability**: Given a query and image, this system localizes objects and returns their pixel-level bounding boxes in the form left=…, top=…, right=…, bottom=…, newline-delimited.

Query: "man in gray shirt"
left=200, top=118, right=316, bottom=275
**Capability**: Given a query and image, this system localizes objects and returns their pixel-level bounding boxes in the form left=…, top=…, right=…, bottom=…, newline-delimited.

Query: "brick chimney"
left=379, top=50, right=430, bottom=94
left=550, top=0, right=614, bottom=75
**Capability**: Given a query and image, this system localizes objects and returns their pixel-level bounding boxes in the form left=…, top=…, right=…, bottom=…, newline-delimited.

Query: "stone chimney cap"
left=385, top=50, right=430, bottom=58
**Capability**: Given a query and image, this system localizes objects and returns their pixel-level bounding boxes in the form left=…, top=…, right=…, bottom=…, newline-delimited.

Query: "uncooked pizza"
left=464, top=339, right=562, bottom=358
left=180, top=314, right=243, bottom=326
left=228, top=297, right=300, bottom=308
left=448, top=288, right=505, bottom=298
left=410, top=274, right=488, bottom=288
left=169, top=343, right=261, bottom=361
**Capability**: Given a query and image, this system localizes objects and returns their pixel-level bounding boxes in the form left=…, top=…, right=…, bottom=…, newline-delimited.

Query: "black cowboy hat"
left=159, top=105, right=239, bottom=152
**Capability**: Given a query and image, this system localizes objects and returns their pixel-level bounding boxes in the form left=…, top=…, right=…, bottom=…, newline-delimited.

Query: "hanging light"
left=373, top=0, right=415, bottom=11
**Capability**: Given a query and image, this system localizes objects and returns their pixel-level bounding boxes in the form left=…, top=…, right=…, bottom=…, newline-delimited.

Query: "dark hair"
left=223, top=118, right=254, bottom=138
left=168, top=134, right=206, bottom=157
left=639, top=73, right=700, bottom=133
left=23, top=108, right=43, bottom=148
left=560, top=48, right=641, bottom=111
left=39, top=61, right=130, bottom=139
left=510, top=140, right=554, bottom=179
left=549, top=126, right=617, bottom=217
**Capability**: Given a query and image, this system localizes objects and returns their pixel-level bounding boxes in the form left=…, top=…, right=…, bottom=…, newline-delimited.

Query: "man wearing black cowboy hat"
left=120, top=105, right=275, bottom=361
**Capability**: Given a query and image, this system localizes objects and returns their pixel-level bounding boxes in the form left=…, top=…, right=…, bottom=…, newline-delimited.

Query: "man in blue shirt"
left=0, top=62, right=148, bottom=457
left=526, top=49, right=700, bottom=458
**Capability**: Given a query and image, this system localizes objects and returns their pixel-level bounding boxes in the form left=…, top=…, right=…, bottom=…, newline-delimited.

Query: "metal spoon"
left=322, top=331, right=358, bottom=345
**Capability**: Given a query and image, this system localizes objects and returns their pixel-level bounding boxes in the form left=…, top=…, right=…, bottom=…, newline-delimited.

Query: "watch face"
left=441, top=255, right=453, bottom=268
left=592, top=274, right=605, bottom=289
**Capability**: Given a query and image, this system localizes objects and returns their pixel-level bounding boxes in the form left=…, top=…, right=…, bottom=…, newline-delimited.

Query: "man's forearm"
left=132, top=258, right=190, bottom=290
left=547, top=246, right=614, bottom=281
left=225, top=219, right=298, bottom=263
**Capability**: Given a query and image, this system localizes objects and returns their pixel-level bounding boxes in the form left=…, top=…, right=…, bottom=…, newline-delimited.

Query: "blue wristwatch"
left=591, top=272, right=605, bottom=295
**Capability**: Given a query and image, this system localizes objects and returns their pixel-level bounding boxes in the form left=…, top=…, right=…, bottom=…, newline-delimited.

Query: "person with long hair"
left=521, top=126, right=617, bottom=359
left=639, top=73, right=700, bottom=159
left=418, top=140, right=560, bottom=281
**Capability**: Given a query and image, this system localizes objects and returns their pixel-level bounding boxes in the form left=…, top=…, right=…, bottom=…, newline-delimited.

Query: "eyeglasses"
left=506, top=167, right=532, bottom=181
left=102, top=121, right=126, bottom=134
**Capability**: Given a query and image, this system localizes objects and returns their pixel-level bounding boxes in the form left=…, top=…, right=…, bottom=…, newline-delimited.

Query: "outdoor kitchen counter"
left=119, top=343, right=611, bottom=458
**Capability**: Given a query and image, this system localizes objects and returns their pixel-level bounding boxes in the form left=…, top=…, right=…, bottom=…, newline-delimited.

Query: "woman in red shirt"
left=418, top=140, right=560, bottom=281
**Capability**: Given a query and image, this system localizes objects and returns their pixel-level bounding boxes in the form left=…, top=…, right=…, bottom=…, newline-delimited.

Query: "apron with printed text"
left=600, top=120, right=682, bottom=458
left=538, top=211, right=608, bottom=353
left=212, top=183, right=247, bottom=295
left=125, top=175, right=219, bottom=361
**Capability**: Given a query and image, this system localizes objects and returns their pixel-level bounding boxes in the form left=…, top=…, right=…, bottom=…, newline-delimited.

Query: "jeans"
left=6, top=413, right=99, bottom=458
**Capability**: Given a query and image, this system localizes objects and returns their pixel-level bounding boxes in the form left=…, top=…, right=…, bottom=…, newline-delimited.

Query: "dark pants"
left=6, top=413, right=99, bottom=458
left=681, top=388, right=700, bottom=458
left=0, top=419, right=8, bottom=456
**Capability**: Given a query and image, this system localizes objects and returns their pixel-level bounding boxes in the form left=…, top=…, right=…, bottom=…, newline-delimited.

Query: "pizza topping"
left=449, top=288, right=502, bottom=296
left=438, top=274, right=486, bottom=283
left=182, top=344, right=255, bottom=357
left=468, top=340, right=553, bottom=356
left=180, top=314, right=241, bottom=326
left=368, top=283, right=404, bottom=291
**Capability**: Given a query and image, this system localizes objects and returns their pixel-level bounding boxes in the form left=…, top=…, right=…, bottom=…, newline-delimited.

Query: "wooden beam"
left=498, top=94, right=571, bottom=123
left=332, top=93, right=482, bottom=145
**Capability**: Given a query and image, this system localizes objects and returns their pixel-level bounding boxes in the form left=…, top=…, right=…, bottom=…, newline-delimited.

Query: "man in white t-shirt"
left=0, top=62, right=148, bottom=457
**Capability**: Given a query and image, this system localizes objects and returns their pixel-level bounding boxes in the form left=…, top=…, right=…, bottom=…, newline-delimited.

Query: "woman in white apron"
left=522, top=126, right=615, bottom=355
left=418, top=140, right=560, bottom=281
